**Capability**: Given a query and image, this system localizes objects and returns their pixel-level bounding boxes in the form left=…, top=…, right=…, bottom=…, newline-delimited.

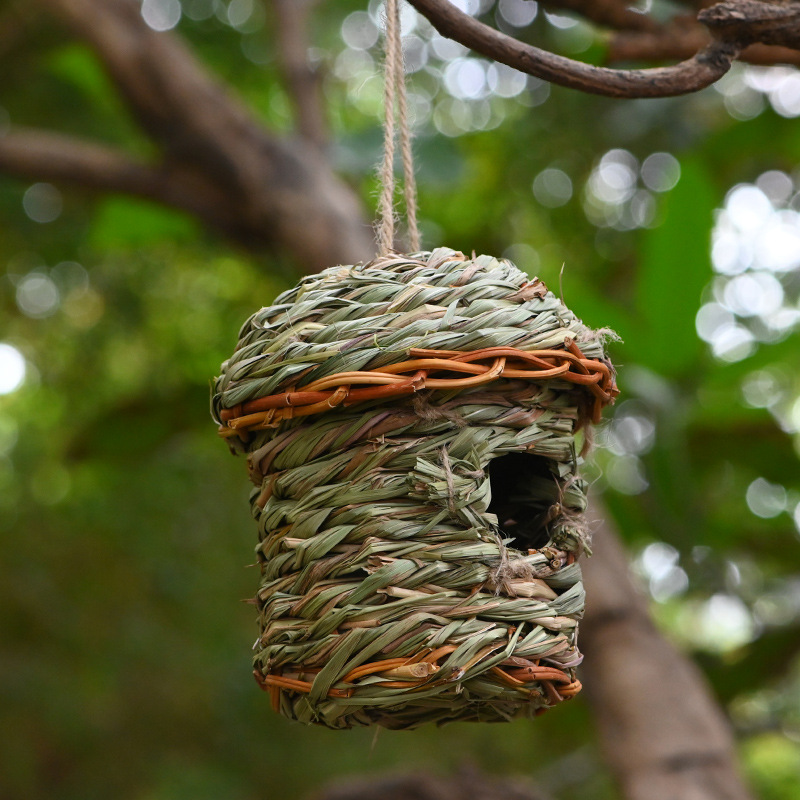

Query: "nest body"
left=213, top=248, right=616, bottom=729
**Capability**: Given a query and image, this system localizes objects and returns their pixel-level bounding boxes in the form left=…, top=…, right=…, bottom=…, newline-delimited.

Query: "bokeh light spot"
left=22, top=183, right=62, bottom=224
left=449, top=0, right=482, bottom=14
left=726, top=185, right=773, bottom=232
left=532, top=168, right=572, bottom=208
left=711, top=323, right=756, bottom=362
left=756, top=170, right=794, bottom=206
left=16, top=273, right=60, bottom=319
left=607, top=402, right=656, bottom=456
left=498, top=0, right=538, bottom=27
left=723, top=272, right=783, bottom=318
left=141, top=0, right=182, bottom=32
left=444, top=58, right=488, bottom=99
left=746, top=477, right=787, bottom=518
left=605, top=454, right=649, bottom=495
left=487, top=63, right=527, bottom=98
left=641, top=152, right=680, bottom=193
left=589, top=150, right=637, bottom=205
left=637, top=542, right=689, bottom=603
left=502, top=243, right=540, bottom=273
left=429, top=33, right=468, bottom=61
left=544, top=9, right=579, bottom=28
left=741, top=369, right=783, bottom=409
left=341, top=11, right=379, bottom=51
left=227, top=0, right=255, bottom=30
left=771, top=71, right=800, bottom=117
left=698, top=593, right=757, bottom=652
left=0, top=344, right=26, bottom=395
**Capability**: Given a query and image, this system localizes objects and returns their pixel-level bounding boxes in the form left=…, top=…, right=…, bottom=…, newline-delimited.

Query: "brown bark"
left=700, top=0, right=800, bottom=50
left=580, top=502, right=753, bottom=800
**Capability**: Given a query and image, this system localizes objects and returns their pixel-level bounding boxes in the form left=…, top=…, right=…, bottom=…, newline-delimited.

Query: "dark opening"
left=487, top=452, right=560, bottom=551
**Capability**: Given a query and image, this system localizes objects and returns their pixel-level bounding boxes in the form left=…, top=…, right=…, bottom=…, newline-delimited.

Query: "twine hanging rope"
left=377, top=0, right=420, bottom=255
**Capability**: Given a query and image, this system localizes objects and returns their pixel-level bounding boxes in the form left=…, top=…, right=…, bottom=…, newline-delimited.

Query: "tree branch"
left=699, top=0, right=800, bottom=50
left=540, top=0, right=659, bottom=33
left=28, top=0, right=374, bottom=270
left=407, top=0, right=740, bottom=98
left=409, top=0, right=800, bottom=98
left=0, top=128, right=184, bottom=199
left=272, top=0, right=328, bottom=149
left=0, top=127, right=280, bottom=246
left=580, top=501, right=754, bottom=800
left=609, top=23, right=800, bottom=67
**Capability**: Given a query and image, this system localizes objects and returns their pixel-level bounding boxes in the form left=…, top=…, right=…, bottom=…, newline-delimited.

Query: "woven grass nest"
left=212, top=248, right=617, bottom=729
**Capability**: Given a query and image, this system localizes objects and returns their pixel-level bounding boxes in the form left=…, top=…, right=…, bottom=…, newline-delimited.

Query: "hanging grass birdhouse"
left=212, top=248, right=617, bottom=729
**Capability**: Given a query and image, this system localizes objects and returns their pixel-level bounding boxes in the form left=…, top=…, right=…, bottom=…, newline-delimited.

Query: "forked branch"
left=406, top=0, right=800, bottom=98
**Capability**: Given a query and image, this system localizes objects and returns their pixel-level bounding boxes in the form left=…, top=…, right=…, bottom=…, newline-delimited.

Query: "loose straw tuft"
left=377, top=0, right=420, bottom=255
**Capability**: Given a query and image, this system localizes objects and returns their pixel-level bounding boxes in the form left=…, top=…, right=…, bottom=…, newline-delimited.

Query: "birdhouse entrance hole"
left=487, top=452, right=561, bottom=552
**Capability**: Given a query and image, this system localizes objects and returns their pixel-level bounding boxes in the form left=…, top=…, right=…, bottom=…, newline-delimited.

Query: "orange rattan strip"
left=219, top=340, right=617, bottom=437
left=253, top=649, right=580, bottom=711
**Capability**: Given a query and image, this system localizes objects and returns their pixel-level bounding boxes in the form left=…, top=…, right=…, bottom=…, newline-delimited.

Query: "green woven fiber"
left=212, top=248, right=614, bottom=729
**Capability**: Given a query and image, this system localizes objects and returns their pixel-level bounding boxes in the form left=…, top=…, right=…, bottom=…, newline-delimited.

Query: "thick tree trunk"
left=580, top=502, right=753, bottom=800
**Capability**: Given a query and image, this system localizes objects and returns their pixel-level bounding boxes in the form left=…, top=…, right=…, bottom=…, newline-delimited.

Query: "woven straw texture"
left=212, top=248, right=615, bottom=729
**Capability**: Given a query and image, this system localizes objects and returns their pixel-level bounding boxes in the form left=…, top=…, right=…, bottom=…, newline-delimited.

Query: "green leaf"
left=636, top=157, right=716, bottom=376
left=88, top=197, right=200, bottom=249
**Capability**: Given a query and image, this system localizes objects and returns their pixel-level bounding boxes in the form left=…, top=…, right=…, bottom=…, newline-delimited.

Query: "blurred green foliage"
left=1, top=2, right=799, bottom=799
